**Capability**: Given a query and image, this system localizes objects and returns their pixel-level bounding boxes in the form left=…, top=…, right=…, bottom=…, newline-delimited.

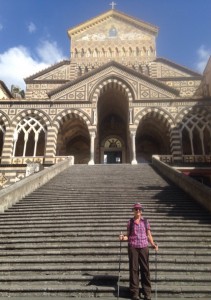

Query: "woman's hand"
left=119, top=233, right=128, bottom=241
left=152, top=243, right=159, bottom=251
left=119, top=233, right=125, bottom=241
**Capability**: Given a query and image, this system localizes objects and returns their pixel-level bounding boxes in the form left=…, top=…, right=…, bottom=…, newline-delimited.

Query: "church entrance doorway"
left=104, top=151, right=122, bottom=164
left=102, top=137, right=123, bottom=164
left=97, top=80, right=130, bottom=164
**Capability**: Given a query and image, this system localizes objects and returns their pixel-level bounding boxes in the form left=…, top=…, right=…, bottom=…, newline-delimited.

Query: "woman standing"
left=119, top=203, right=158, bottom=300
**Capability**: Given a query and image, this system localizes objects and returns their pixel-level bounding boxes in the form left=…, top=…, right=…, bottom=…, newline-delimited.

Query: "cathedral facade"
left=0, top=8, right=211, bottom=167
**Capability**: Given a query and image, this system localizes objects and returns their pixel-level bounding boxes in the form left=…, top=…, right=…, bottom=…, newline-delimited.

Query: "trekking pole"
left=155, top=243, right=158, bottom=300
left=117, top=232, right=122, bottom=300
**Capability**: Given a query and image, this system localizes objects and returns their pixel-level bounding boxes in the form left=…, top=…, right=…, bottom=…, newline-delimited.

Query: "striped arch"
left=54, top=109, right=92, bottom=130
left=0, top=110, right=10, bottom=129
left=91, top=77, right=134, bottom=103
left=133, top=107, right=175, bottom=131
left=11, top=109, right=51, bottom=129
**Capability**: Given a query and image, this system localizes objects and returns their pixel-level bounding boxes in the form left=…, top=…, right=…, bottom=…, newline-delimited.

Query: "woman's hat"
left=133, top=203, right=144, bottom=211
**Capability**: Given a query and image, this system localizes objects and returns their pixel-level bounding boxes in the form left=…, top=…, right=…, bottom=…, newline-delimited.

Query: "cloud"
left=0, top=41, right=67, bottom=90
left=195, top=45, right=211, bottom=73
left=36, top=40, right=65, bottom=64
left=0, top=23, right=3, bottom=31
left=28, top=22, right=36, bottom=33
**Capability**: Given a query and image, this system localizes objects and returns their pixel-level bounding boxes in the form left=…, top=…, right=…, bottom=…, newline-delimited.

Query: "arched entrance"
left=56, top=114, right=90, bottom=164
left=135, top=112, right=171, bottom=162
left=96, top=79, right=131, bottom=164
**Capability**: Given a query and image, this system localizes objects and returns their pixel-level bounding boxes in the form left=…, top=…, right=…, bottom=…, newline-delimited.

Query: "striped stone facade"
left=0, top=8, right=211, bottom=170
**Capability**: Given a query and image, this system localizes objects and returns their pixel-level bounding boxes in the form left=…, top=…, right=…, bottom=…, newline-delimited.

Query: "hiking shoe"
left=132, top=295, right=140, bottom=300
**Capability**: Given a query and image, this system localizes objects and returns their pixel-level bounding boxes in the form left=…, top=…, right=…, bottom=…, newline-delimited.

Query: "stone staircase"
left=0, top=164, right=210, bottom=298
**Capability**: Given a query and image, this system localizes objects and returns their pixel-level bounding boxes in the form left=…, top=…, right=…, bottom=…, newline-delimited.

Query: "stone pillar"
left=1, top=127, right=15, bottom=164
left=131, top=131, right=137, bottom=165
left=44, top=126, right=58, bottom=164
left=93, top=109, right=97, bottom=125
left=88, top=131, right=96, bottom=165
left=129, top=108, right=133, bottom=124
left=170, top=126, right=183, bottom=163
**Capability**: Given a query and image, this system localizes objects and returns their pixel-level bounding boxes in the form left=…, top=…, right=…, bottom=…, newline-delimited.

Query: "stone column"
left=44, top=126, right=58, bottom=164
left=1, top=127, right=15, bottom=164
left=170, top=126, right=183, bottom=163
left=88, top=131, right=96, bottom=165
left=129, top=108, right=133, bottom=124
left=131, top=131, right=137, bottom=165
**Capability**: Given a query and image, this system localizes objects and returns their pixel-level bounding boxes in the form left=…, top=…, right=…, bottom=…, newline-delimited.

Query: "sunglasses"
left=134, top=208, right=142, bottom=211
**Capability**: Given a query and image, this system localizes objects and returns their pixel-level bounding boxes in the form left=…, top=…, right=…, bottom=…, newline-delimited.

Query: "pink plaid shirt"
left=127, top=217, right=150, bottom=248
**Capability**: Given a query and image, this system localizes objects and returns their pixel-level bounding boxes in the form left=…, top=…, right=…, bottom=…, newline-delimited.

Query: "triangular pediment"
left=24, top=60, right=70, bottom=82
left=0, top=80, right=13, bottom=99
left=48, top=61, right=179, bottom=101
left=154, top=58, right=202, bottom=78
left=68, top=9, right=158, bottom=38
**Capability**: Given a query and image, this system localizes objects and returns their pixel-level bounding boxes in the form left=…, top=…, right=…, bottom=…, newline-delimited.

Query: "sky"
left=0, top=0, right=211, bottom=91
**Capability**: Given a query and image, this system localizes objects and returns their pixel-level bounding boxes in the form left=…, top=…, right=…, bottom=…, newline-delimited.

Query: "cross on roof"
left=110, top=1, right=117, bottom=10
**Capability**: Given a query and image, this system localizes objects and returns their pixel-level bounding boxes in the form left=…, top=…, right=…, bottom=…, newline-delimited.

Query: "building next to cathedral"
left=0, top=7, right=211, bottom=184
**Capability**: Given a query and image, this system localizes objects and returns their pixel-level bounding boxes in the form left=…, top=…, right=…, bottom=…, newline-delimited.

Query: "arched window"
left=13, top=116, right=46, bottom=157
left=93, top=48, right=98, bottom=58
left=81, top=48, right=85, bottom=58
left=181, top=113, right=211, bottom=155
left=86, top=48, right=92, bottom=57
left=74, top=48, right=78, bottom=58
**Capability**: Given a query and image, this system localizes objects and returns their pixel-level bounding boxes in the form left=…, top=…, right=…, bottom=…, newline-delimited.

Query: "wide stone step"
left=0, top=235, right=210, bottom=243
left=0, top=248, right=210, bottom=257
left=1, top=273, right=210, bottom=283
left=0, top=261, right=211, bottom=272
left=1, top=230, right=210, bottom=238
left=0, top=255, right=211, bottom=265
left=0, top=282, right=210, bottom=298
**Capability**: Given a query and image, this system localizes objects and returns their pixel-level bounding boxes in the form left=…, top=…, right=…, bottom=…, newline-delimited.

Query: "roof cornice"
left=155, top=57, right=202, bottom=77
left=24, top=60, right=70, bottom=82
left=0, top=80, right=14, bottom=98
